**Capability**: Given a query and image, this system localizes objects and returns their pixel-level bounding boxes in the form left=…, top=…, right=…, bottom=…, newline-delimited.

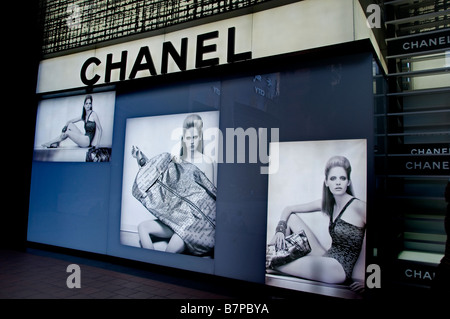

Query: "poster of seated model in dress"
left=33, top=92, right=116, bottom=162
left=265, top=139, right=367, bottom=299
left=120, top=111, right=220, bottom=258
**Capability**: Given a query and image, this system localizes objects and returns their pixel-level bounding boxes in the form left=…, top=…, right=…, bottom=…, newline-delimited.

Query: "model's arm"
left=131, top=146, right=149, bottom=167
left=65, top=116, right=82, bottom=126
left=274, top=199, right=321, bottom=250
left=278, top=199, right=322, bottom=223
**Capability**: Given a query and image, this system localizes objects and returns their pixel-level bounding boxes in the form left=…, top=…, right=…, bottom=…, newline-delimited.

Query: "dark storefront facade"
left=19, top=0, right=449, bottom=301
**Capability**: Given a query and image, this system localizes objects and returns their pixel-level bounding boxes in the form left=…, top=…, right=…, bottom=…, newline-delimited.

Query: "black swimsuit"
left=84, top=112, right=96, bottom=146
left=324, top=198, right=365, bottom=281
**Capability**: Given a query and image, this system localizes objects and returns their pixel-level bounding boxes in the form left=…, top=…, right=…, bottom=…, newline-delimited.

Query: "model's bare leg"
left=42, top=133, right=68, bottom=148
left=285, top=213, right=326, bottom=255
left=166, top=233, right=186, bottom=254
left=138, top=220, right=174, bottom=250
left=65, top=123, right=90, bottom=147
left=276, top=255, right=346, bottom=284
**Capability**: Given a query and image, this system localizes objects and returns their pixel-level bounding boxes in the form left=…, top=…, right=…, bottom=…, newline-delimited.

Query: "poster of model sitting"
left=265, top=139, right=367, bottom=299
left=120, top=111, right=220, bottom=258
left=33, top=91, right=116, bottom=162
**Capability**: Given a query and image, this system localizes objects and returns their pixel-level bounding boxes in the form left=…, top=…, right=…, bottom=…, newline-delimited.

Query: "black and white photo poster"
left=266, top=139, right=367, bottom=299
left=120, top=111, right=220, bottom=257
left=33, top=92, right=116, bottom=162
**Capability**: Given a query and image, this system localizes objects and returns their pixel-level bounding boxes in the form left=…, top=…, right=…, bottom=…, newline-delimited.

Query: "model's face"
left=184, top=127, right=200, bottom=152
left=84, top=99, right=92, bottom=111
left=325, top=166, right=350, bottom=196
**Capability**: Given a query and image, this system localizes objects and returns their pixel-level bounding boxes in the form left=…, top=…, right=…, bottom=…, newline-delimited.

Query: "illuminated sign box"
left=36, top=0, right=377, bottom=93
left=43, top=0, right=280, bottom=55
left=387, top=143, right=450, bottom=176
left=388, top=29, right=450, bottom=57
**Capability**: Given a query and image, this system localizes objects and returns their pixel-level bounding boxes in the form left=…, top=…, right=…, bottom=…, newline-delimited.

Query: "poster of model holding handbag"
left=120, top=111, right=220, bottom=257
left=266, top=139, right=367, bottom=298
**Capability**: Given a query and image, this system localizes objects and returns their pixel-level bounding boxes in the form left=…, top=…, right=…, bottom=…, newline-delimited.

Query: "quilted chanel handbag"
left=85, top=147, right=111, bottom=162
left=266, top=230, right=312, bottom=269
left=132, top=152, right=216, bottom=256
